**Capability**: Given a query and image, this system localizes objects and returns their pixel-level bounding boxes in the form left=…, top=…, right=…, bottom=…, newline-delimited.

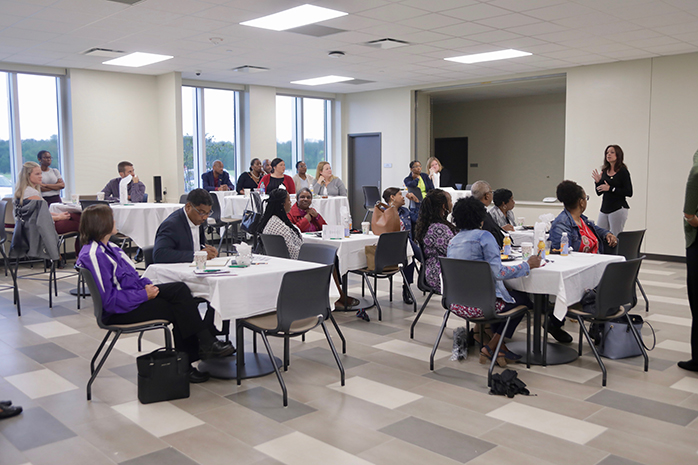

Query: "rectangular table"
left=143, top=256, right=323, bottom=380
left=223, top=195, right=351, bottom=226
left=302, top=232, right=379, bottom=276
left=505, top=252, right=624, bottom=365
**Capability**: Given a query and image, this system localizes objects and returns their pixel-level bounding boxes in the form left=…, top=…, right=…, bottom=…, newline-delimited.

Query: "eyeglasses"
left=192, top=206, right=211, bottom=217
left=585, top=195, right=589, bottom=201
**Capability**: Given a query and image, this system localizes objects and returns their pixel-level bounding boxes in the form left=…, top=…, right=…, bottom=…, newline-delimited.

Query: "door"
left=435, top=137, right=468, bottom=188
left=348, top=133, right=381, bottom=228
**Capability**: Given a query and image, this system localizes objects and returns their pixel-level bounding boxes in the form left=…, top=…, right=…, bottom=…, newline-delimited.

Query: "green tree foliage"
left=0, top=136, right=59, bottom=176
left=182, top=134, right=236, bottom=191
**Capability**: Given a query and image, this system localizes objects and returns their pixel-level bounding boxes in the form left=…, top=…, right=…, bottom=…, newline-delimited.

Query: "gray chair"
left=567, top=257, right=648, bottom=386
left=77, top=266, right=172, bottom=401
left=431, top=258, right=531, bottom=387
left=410, top=253, right=440, bottom=339
left=348, top=230, right=416, bottom=321
left=143, top=246, right=154, bottom=268
left=298, top=242, right=346, bottom=353
left=239, top=265, right=344, bottom=406
left=362, top=186, right=381, bottom=222
left=259, top=233, right=290, bottom=259
left=616, top=230, right=649, bottom=312
left=179, top=194, right=188, bottom=204
left=0, top=200, right=19, bottom=306
left=207, top=194, right=241, bottom=254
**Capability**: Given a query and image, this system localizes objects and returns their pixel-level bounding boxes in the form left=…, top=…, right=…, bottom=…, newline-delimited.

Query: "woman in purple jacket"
left=76, top=204, right=234, bottom=383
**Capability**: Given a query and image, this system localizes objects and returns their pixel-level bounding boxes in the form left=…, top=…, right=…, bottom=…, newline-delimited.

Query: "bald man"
left=202, top=160, right=234, bottom=192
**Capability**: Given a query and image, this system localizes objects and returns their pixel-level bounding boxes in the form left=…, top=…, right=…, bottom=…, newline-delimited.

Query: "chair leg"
left=320, top=322, right=344, bottom=386
left=13, top=259, right=21, bottom=316
left=76, top=272, right=81, bottom=310
left=626, top=313, right=649, bottom=372
left=410, top=291, right=434, bottom=339
left=283, top=336, right=290, bottom=371
left=361, top=276, right=365, bottom=297
left=542, top=305, right=549, bottom=367
left=138, top=332, right=144, bottom=352
left=430, top=310, right=450, bottom=370
left=526, top=311, right=531, bottom=370
left=48, top=261, right=54, bottom=308
left=362, top=274, right=381, bottom=321
left=328, top=312, right=346, bottom=354
left=399, top=268, right=417, bottom=313
left=87, top=330, right=121, bottom=401
left=389, top=275, right=393, bottom=302
left=637, top=279, right=649, bottom=312
left=578, top=316, right=607, bottom=386
left=259, top=332, right=288, bottom=407
left=489, top=318, right=509, bottom=388
left=362, top=210, right=369, bottom=223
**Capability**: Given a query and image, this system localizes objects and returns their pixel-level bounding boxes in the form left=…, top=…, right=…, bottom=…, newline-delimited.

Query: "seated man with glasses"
left=153, top=188, right=218, bottom=263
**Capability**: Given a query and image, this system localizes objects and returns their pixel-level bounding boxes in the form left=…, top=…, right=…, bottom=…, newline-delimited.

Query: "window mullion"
left=7, top=73, right=22, bottom=182
left=294, top=97, right=303, bottom=168
left=195, top=87, right=205, bottom=188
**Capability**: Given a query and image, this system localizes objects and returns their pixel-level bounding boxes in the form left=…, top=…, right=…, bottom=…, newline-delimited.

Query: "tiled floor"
left=1, top=257, right=697, bottom=465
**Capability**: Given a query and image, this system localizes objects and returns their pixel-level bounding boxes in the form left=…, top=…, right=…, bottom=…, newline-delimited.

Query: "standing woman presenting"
left=591, top=145, right=633, bottom=236
left=680, top=149, right=698, bottom=372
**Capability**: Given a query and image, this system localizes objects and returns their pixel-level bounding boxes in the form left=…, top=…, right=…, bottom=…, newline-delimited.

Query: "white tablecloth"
left=441, top=187, right=471, bottom=202
left=222, top=195, right=351, bottom=225
left=302, top=233, right=379, bottom=275
left=142, top=256, right=322, bottom=319
left=210, top=190, right=237, bottom=206
left=506, top=252, right=624, bottom=320
left=48, top=202, right=81, bottom=214
left=111, top=203, right=182, bottom=248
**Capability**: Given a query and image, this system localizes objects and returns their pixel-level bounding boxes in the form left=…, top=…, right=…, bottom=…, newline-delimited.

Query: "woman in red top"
left=288, top=188, right=326, bottom=232
left=259, top=158, right=295, bottom=194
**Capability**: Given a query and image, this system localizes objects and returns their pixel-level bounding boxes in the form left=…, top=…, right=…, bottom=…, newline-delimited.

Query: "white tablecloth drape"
left=142, top=256, right=322, bottom=320
left=506, top=252, right=624, bottom=320
left=111, top=203, right=182, bottom=248
left=302, top=233, right=379, bottom=275
left=222, top=195, right=351, bottom=225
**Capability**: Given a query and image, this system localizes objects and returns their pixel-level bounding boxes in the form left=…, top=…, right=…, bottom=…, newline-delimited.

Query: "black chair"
left=179, top=194, right=188, bottom=204
left=207, top=194, right=241, bottom=255
left=259, top=234, right=290, bottom=259
left=406, top=186, right=423, bottom=202
left=77, top=266, right=173, bottom=401
left=143, top=246, right=154, bottom=268
left=298, top=242, right=347, bottom=353
left=616, top=230, right=649, bottom=312
left=410, top=254, right=440, bottom=339
left=348, top=231, right=416, bottom=321
left=567, top=257, right=648, bottom=386
left=362, top=186, right=381, bottom=223
left=431, top=258, right=531, bottom=387
left=0, top=200, right=19, bottom=306
left=239, top=265, right=344, bottom=406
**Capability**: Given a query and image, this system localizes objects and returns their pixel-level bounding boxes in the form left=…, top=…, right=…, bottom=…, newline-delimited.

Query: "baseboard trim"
left=644, top=253, right=685, bottom=263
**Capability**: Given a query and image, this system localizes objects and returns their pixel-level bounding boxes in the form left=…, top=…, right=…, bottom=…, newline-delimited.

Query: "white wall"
left=432, top=93, right=566, bottom=201
left=243, top=85, right=277, bottom=167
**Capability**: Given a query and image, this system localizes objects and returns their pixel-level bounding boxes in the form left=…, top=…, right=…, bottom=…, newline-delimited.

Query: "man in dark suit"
left=153, top=189, right=218, bottom=263
left=202, top=160, right=234, bottom=192
left=471, top=180, right=505, bottom=248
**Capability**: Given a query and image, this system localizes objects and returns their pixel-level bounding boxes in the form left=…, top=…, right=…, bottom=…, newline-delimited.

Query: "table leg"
left=334, top=271, right=374, bottom=311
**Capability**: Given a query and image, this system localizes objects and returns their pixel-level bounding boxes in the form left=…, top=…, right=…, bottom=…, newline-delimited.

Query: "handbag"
left=136, top=348, right=190, bottom=404
left=365, top=245, right=376, bottom=270
left=592, top=314, right=656, bottom=359
left=371, top=202, right=401, bottom=236
left=240, top=193, right=262, bottom=235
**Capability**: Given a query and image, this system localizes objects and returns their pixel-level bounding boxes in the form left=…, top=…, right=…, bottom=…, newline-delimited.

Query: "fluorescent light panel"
left=445, top=49, right=532, bottom=64
left=291, top=75, right=354, bottom=86
left=103, top=52, right=173, bottom=67
left=241, top=4, right=347, bottom=31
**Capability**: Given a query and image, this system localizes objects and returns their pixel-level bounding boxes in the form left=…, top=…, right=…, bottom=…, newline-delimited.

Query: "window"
left=276, top=95, right=331, bottom=177
left=0, top=71, right=64, bottom=197
left=182, top=86, right=240, bottom=192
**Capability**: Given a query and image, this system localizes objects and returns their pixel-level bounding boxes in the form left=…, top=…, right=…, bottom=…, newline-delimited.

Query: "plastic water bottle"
left=561, top=232, right=569, bottom=256
left=344, top=212, right=351, bottom=238
left=259, top=181, right=265, bottom=195
left=502, top=234, right=512, bottom=257
left=537, top=239, right=546, bottom=261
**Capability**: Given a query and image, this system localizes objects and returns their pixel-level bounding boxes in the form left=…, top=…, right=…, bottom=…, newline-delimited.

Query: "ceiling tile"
left=465, top=29, right=523, bottom=43
left=356, top=22, right=421, bottom=37
left=357, top=4, right=428, bottom=22
left=433, top=22, right=494, bottom=37
left=631, top=13, right=698, bottom=29
left=524, top=3, right=596, bottom=21
left=474, top=13, right=542, bottom=29
left=426, top=37, right=482, bottom=52
left=398, top=0, right=479, bottom=13
left=398, top=13, right=463, bottom=30
left=140, top=0, right=213, bottom=15
left=642, top=42, right=698, bottom=54
left=0, top=0, right=45, bottom=16
left=506, top=21, right=566, bottom=36
left=604, top=28, right=664, bottom=42
left=397, top=30, right=452, bottom=44
left=487, top=0, right=566, bottom=13
left=551, top=12, right=619, bottom=29
left=607, top=2, right=682, bottom=20
left=51, top=0, right=126, bottom=15
left=441, top=3, right=512, bottom=21
left=0, top=14, right=23, bottom=28
left=631, top=35, right=682, bottom=48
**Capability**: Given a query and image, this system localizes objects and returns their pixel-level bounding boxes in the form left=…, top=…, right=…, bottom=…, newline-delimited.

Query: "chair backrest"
left=374, top=230, right=409, bottom=272
left=80, top=200, right=110, bottom=210
left=407, top=186, right=422, bottom=202
left=143, top=246, right=154, bottom=268
left=3, top=196, right=15, bottom=230
left=616, top=230, right=645, bottom=260
left=250, top=191, right=263, bottom=213
left=274, top=264, right=333, bottom=333
left=259, top=234, right=290, bottom=259
left=0, top=200, right=7, bottom=243
left=77, top=266, right=107, bottom=330
left=141, top=193, right=148, bottom=203
left=362, top=186, right=381, bottom=210
left=298, top=242, right=337, bottom=265
left=594, top=257, right=643, bottom=319
left=465, top=184, right=473, bottom=191
left=179, top=194, right=188, bottom=204
left=79, top=194, right=98, bottom=201
left=209, top=194, right=222, bottom=222
left=416, top=256, right=436, bottom=293
left=439, top=257, right=498, bottom=319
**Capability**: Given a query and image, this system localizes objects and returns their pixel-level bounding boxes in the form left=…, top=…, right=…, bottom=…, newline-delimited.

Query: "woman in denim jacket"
left=447, top=197, right=541, bottom=366
left=549, top=180, right=617, bottom=254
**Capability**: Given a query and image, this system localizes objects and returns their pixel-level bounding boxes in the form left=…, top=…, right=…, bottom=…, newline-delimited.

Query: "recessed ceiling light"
left=445, top=49, right=532, bottom=64
left=291, top=75, right=354, bottom=86
left=103, top=52, right=173, bottom=67
left=241, top=4, right=347, bottom=31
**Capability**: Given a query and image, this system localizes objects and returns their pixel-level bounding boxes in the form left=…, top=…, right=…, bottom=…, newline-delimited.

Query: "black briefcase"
left=137, top=348, right=190, bottom=404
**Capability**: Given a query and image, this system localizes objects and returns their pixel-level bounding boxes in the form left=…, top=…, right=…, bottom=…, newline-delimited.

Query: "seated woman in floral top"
left=414, top=189, right=455, bottom=293
left=259, top=189, right=303, bottom=259
left=447, top=197, right=541, bottom=366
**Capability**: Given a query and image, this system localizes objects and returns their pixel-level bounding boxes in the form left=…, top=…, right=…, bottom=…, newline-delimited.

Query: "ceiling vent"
left=105, top=0, right=146, bottom=5
left=231, top=65, right=269, bottom=74
left=288, top=25, right=346, bottom=37
left=365, top=38, right=409, bottom=50
left=82, top=47, right=126, bottom=58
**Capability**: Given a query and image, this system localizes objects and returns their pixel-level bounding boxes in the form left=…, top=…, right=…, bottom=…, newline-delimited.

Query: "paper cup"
left=194, top=251, right=207, bottom=271
left=97, top=192, right=105, bottom=201
left=517, top=217, right=525, bottom=227
left=244, top=188, right=251, bottom=198
left=71, top=194, right=79, bottom=204
left=521, top=242, right=533, bottom=260
left=361, top=221, right=370, bottom=234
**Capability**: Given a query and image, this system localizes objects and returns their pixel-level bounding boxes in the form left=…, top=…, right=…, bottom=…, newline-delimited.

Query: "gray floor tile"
left=342, top=319, right=403, bottom=335
left=614, top=355, right=675, bottom=371
left=17, top=342, right=78, bottom=364
left=587, top=390, right=698, bottom=426
left=422, top=366, right=490, bottom=394
left=121, top=447, right=199, bottom=465
left=109, top=363, right=138, bottom=385
left=379, top=416, right=496, bottom=463
left=33, top=305, right=78, bottom=318
left=597, top=454, right=649, bottom=465
left=226, top=386, right=316, bottom=423
left=0, top=406, right=76, bottom=451
left=293, top=346, right=368, bottom=370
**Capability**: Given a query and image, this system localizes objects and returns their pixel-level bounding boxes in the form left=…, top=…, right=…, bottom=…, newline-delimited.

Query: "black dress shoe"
left=0, top=400, right=11, bottom=407
left=678, top=360, right=698, bottom=372
left=402, top=285, right=414, bottom=304
left=548, top=325, right=573, bottom=343
left=188, top=368, right=210, bottom=383
left=0, top=405, right=22, bottom=420
left=199, top=340, right=235, bottom=360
